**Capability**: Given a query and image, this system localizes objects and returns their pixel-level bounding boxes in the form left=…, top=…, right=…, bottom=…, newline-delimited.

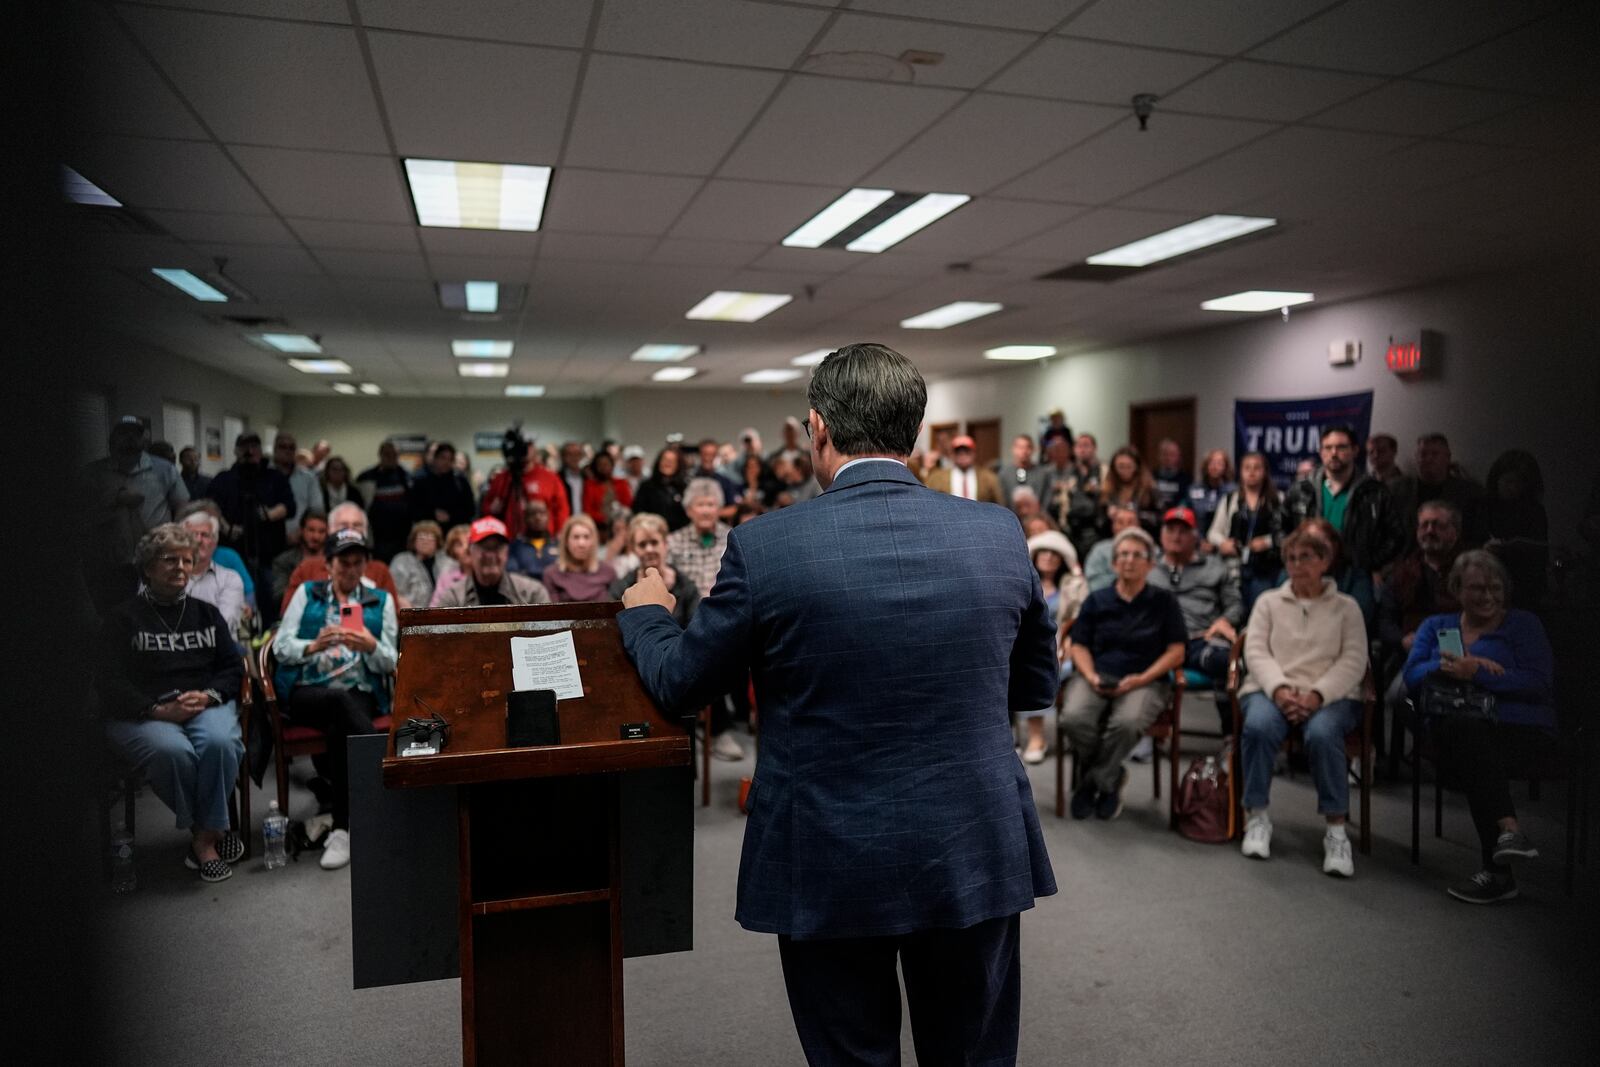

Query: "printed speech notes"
left=509, top=630, right=585, bottom=701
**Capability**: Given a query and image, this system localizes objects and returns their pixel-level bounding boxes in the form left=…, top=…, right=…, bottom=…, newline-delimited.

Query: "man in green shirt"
left=1285, top=424, right=1405, bottom=576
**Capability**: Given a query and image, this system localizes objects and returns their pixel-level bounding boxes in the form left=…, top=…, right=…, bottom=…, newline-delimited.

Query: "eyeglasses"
left=1112, top=550, right=1149, bottom=561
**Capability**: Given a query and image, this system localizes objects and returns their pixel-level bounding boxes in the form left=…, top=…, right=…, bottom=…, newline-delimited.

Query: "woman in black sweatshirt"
left=101, top=524, right=245, bottom=883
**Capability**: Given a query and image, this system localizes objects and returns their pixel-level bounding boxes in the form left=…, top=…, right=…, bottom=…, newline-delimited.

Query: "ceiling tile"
left=669, top=179, right=836, bottom=243
left=193, top=242, right=324, bottom=275
left=121, top=8, right=388, bottom=152
left=427, top=253, right=536, bottom=282
left=543, top=170, right=703, bottom=235
left=356, top=0, right=595, bottom=49
left=76, top=2, right=209, bottom=140
left=538, top=233, right=659, bottom=263
left=1415, top=7, right=1599, bottom=97
left=315, top=248, right=431, bottom=279
left=230, top=146, right=413, bottom=222
left=419, top=228, right=542, bottom=258
left=1060, top=0, right=1334, bottom=55
left=1162, top=61, right=1385, bottom=123
left=1249, top=0, right=1560, bottom=76
left=368, top=33, right=579, bottom=161
left=1314, top=80, right=1527, bottom=136
left=647, top=239, right=769, bottom=267
left=891, top=198, right=1085, bottom=258
left=137, top=1, right=352, bottom=19
left=805, top=13, right=1035, bottom=89
left=144, top=210, right=299, bottom=246
left=1448, top=100, right=1600, bottom=150
left=76, top=137, right=272, bottom=214
left=988, top=37, right=1219, bottom=104
left=995, top=112, right=1271, bottom=204
left=720, top=76, right=964, bottom=185
left=564, top=56, right=781, bottom=175
left=865, top=94, right=1120, bottom=194
left=595, top=0, right=829, bottom=68
left=847, top=0, right=1083, bottom=33
left=744, top=247, right=862, bottom=274
left=993, top=205, right=1210, bottom=263
left=288, top=218, right=418, bottom=252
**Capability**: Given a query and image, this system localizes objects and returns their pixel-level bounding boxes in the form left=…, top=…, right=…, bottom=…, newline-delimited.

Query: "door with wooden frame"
left=927, top=421, right=960, bottom=459
left=966, top=418, right=1002, bottom=470
left=1129, top=397, right=1196, bottom=477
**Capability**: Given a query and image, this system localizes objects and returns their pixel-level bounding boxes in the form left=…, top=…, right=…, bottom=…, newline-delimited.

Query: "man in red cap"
left=922, top=435, right=1006, bottom=505
left=432, top=517, right=552, bottom=608
left=1147, top=505, right=1243, bottom=730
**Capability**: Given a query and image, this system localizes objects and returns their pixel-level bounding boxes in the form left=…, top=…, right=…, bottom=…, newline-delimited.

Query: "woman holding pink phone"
left=1403, top=549, right=1555, bottom=905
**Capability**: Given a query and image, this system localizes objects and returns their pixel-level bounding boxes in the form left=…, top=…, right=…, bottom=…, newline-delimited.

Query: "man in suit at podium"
left=620, top=343, right=1057, bottom=1066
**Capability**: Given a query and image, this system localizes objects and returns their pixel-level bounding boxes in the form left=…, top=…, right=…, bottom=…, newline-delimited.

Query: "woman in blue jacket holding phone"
left=1403, top=549, right=1555, bottom=905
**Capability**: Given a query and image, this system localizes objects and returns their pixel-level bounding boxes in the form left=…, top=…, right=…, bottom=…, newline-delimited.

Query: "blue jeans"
left=1240, top=691, right=1360, bottom=815
left=106, top=702, right=244, bottom=832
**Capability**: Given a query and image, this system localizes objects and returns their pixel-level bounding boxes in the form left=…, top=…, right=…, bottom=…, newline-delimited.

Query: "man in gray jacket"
left=1149, top=505, right=1243, bottom=730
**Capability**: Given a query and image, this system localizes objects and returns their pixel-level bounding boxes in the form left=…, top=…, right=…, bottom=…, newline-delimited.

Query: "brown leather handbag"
left=1176, top=753, right=1234, bottom=844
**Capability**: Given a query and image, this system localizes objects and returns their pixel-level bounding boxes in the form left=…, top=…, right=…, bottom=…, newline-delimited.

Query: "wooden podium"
left=382, top=602, right=692, bottom=1067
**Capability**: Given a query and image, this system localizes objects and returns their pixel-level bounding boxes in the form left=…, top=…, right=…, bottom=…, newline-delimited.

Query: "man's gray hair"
left=683, top=477, right=725, bottom=508
left=179, top=509, right=220, bottom=536
left=1417, top=498, right=1461, bottom=527
left=329, top=501, right=368, bottom=529
left=1111, top=527, right=1156, bottom=559
left=134, top=523, right=196, bottom=573
left=1012, top=486, right=1038, bottom=502
left=807, top=343, right=926, bottom=457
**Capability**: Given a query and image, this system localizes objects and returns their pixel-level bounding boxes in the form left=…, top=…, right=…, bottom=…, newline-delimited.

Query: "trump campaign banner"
left=1234, top=390, right=1373, bottom=487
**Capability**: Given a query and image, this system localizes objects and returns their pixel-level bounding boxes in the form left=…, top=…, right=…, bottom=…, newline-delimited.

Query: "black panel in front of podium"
left=620, top=765, right=694, bottom=958
left=349, top=733, right=459, bottom=989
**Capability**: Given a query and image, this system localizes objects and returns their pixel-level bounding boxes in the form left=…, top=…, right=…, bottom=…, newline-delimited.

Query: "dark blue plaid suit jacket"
left=619, top=459, right=1058, bottom=940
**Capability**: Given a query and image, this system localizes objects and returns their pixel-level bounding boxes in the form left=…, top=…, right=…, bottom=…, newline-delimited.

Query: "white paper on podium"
left=509, top=630, right=586, bottom=701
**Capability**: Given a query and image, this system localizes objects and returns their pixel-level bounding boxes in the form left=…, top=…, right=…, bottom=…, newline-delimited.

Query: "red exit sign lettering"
left=1386, top=340, right=1423, bottom=372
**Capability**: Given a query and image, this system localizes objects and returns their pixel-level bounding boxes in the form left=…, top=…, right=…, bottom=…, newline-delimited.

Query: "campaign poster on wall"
left=1234, top=390, right=1373, bottom=487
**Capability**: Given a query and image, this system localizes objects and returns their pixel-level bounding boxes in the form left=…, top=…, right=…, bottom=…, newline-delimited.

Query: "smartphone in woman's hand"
left=1437, top=628, right=1465, bottom=658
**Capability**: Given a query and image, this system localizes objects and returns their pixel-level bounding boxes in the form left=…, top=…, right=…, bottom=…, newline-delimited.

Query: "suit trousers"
left=1059, top=673, right=1168, bottom=792
left=777, top=912, right=1021, bottom=1067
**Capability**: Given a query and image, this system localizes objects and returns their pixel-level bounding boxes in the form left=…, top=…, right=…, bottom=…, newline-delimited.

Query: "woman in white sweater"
left=1237, top=519, right=1368, bottom=877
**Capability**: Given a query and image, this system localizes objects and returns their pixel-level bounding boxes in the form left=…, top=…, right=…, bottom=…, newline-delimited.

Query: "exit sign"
left=1386, top=330, right=1437, bottom=375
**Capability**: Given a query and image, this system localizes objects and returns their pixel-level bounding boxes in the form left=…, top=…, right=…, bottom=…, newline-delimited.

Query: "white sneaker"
left=1128, top=736, right=1154, bottom=763
left=1322, top=831, right=1354, bottom=877
left=320, top=829, right=351, bottom=870
left=1241, top=812, right=1272, bottom=859
left=711, top=732, right=745, bottom=761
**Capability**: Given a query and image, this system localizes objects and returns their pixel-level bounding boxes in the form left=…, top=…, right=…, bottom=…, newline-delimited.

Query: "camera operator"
left=479, top=425, right=570, bottom=540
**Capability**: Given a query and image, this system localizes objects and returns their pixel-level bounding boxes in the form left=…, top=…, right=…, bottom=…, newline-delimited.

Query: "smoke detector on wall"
left=1328, top=340, right=1362, bottom=366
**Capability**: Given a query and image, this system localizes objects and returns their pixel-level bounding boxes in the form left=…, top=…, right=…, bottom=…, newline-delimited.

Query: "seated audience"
left=319, top=455, right=363, bottom=511
left=1103, top=445, right=1160, bottom=533
left=1285, top=424, right=1406, bottom=578
left=1084, top=504, right=1140, bottom=592
left=767, top=416, right=806, bottom=467
left=736, top=452, right=784, bottom=511
left=279, top=502, right=400, bottom=613
left=100, top=524, right=245, bottom=883
left=542, top=514, right=617, bottom=603
left=181, top=500, right=258, bottom=615
left=608, top=513, right=701, bottom=627
left=507, top=497, right=560, bottom=579
left=1207, top=451, right=1285, bottom=615
left=388, top=520, right=443, bottom=610
left=1237, top=522, right=1368, bottom=877
left=667, top=478, right=731, bottom=601
left=923, top=435, right=1006, bottom=504
left=270, top=509, right=327, bottom=608
left=1018, top=530, right=1087, bottom=764
left=690, top=438, right=743, bottom=521
left=1403, top=550, right=1555, bottom=905
left=1043, top=433, right=1109, bottom=562
left=1379, top=501, right=1463, bottom=682
left=621, top=444, right=647, bottom=494
left=1148, top=506, right=1242, bottom=729
left=1036, top=437, right=1074, bottom=527
left=181, top=508, right=245, bottom=634
left=355, top=441, right=414, bottom=563
left=1483, top=449, right=1548, bottom=609
left=409, top=441, right=476, bottom=529
left=1151, top=438, right=1192, bottom=512
left=1395, top=433, right=1487, bottom=545
left=433, top=517, right=551, bottom=608
left=771, top=454, right=820, bottom=506
left=1186, top=448, right=1235, bottom=541
left=633, top=447, right=689, bottom=531
left=273, top=529, right=398, bottom=871
left=1060, top=528, right=1186, bottom=821
left=427, top=523, right=473, bottom=607
left=583, top=451, right=634, bottom=530
left=997, top=433, right=1044, bottom=503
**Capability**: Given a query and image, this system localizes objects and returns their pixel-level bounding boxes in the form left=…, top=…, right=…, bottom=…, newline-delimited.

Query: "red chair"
left=697, top=676, right=760, bottom=809
left=1055, top=671, right=1185, bottom=828
left=256, top=632, right=392, bottom=815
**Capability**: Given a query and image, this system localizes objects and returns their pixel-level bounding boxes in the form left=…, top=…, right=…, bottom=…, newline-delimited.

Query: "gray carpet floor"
left=99, top=730, right=1596, bottom=1066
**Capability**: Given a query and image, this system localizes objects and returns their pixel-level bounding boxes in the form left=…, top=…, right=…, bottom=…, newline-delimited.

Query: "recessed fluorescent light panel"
left=63, top=166, right=121, bottom=206
left=404, top=158, right=551, bottom=232
left=458, top=362, right=510, bottom=378
left=984, top=345, right=1056, bottom=361
left=465, top=281, right=499, bottom=312
left=741, top=369, right=804, bottom=384
left=784, top=189, right=970, bottom=253
left=1087, top=215, right=1276, bottom=268
left=152, top=268, right=228, bottom=303
left=452, top=340, right=514, bottom=358
left=1201, top=290, right=1315, bottom=313
left=259, top=333, right=323, bottom=353
left=332, top=383, right=359, bottom=395
left=288, top=358, right=351, bottom=375
left=358, top=382, right=383, bottom=396
left=791, top=349, right=832, bottom=367
left=685, top=291, right=792, bottom=323
left=438, top=281, right=523, bottom=313
left=651, top=367, right=698, bottom=382
left=505, top=385, right=547, bottom=397
left=900, top=301, right=1003, bottom=330
left=630, top=344, right=701, bottom=363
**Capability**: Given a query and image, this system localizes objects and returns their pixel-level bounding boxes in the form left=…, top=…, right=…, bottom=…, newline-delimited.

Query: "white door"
left=162, top=401, right=197, bottom=454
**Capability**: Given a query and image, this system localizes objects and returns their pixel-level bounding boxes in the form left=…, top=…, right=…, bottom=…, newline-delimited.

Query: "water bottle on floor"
left=110, top=829, right=137, bottom=893
left=263, top=800, right=288, bottom=869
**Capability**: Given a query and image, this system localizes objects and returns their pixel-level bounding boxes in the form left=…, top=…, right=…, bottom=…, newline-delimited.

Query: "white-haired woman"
left=1404, top=549, right=1555, bottom=904
left=541, top=513, right=617, bottom=603
left=666, top=477, right=731, bottom=601
left=99, top=524, right=246, bottom=882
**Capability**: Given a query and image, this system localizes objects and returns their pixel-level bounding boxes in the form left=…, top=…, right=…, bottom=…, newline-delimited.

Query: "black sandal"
left=184, top=849, right=235, bottom=883
left=216, top=832, right=245, bottom=864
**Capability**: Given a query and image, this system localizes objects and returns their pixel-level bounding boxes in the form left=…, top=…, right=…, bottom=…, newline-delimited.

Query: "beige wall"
left=924, top=265, right=1599, bottom=540
left=601, top=387, right=807, bottom=458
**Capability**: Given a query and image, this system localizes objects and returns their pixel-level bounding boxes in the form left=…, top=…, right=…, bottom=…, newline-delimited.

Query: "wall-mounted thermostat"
left=1328, top=340, right=1362, bottom=366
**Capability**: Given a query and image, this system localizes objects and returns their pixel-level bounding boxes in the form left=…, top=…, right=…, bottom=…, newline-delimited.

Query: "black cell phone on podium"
left=506, top=689, right=559, bottom=747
